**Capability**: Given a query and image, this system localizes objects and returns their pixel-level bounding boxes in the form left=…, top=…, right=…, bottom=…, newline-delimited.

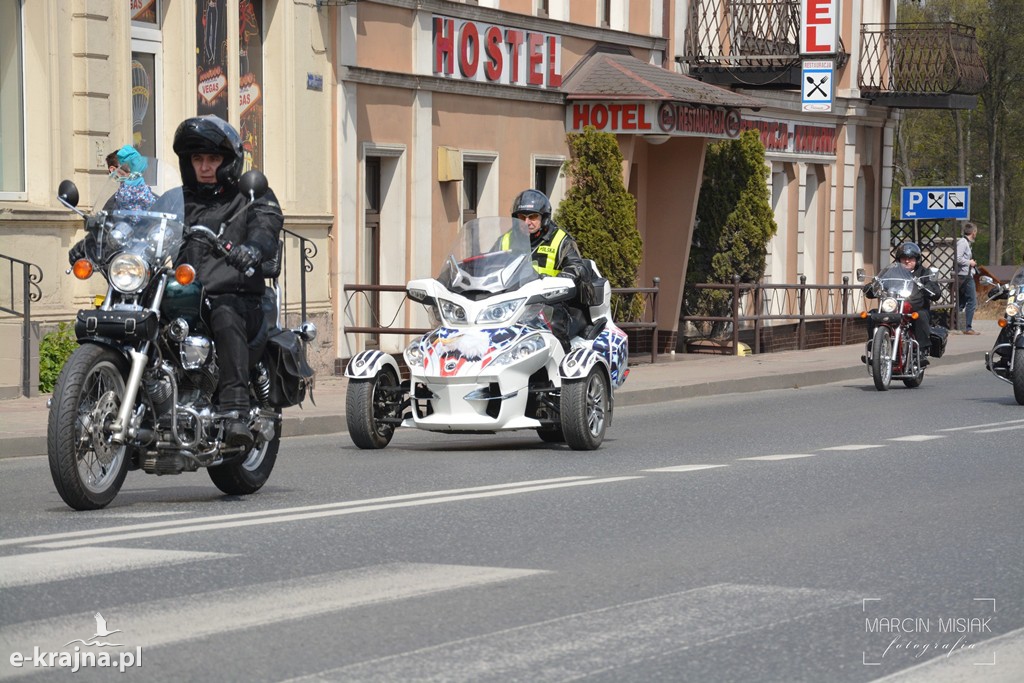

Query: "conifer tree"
left=684, top=130, right=778, bottom=331
left=554, top=126, right=644, bottom=319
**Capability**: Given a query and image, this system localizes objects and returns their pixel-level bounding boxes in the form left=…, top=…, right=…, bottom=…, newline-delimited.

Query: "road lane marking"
left=0, top=563, right=544, bottom=680
left=27, top=477, right=642, bottom=549
left=938, top=418, right=1024, bottom=432
left=282, top=583, right=860, bottom=683
left=820, top=444, right=886, bottom=451
left=0, top=476, right=594, bottom=549
left=888, top=435, right=946, bottom=442
left=739, top=454, right=817, bottom=461
left=642, top=465, right=728, bottom=473
left=0, top=547, right=232, bottom=589
left=973, top=424, right=1024, bottom=434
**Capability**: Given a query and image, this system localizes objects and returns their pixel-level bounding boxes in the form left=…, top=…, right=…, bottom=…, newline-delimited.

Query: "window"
left=462, top=163, right=479, bottom=225
left=0, top=0, right=25, bottom=198
left=365, top=157, right=382, bottom=348
left=533, top=157, right=565, bottom=209
left=131, top=1, right=162, bottom=181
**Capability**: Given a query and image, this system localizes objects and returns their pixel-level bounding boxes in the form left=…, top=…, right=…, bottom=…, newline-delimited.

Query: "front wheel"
left=1012, top=348, right=1024, bottom=406
left=47, top=344, right=131, bottom=510
left=871, top=327, right=893, bottom=391
left=208, top=411, right=281, bottom=495
left=346, top=369, right=399, bottom=449
left=561, top=368, right=609, bottom=451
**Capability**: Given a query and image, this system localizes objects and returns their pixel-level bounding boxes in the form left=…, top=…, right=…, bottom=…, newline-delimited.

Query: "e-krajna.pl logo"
left=8, top=613, right=142, bottom=673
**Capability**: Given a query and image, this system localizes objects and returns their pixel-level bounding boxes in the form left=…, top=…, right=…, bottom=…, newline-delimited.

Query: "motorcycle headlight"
left=108, top=253, right=148, bottom=293
left=476, top=298, right=525, bottom=324
left=880, top=297, right=898, bottom=313
left=404, top=337, right=427, bottom=368
left=489, top=335, right=547, bottom=368
left=1006, top=303, right=1021, bottom=317
left=439, top=298, right=467, bottom=325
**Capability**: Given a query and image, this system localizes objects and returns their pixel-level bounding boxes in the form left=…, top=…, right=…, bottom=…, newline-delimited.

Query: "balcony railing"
left=859, top=22, right=987, bottom=108
left=682, top=0, right=809, bottom=86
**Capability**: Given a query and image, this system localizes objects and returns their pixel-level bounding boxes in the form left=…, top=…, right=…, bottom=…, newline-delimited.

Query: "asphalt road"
left=1, top=363, right=1021, bottom=682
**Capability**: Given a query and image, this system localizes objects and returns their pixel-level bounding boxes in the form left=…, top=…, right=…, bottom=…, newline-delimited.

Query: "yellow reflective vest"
left=500, top=228, right=568, bottom=277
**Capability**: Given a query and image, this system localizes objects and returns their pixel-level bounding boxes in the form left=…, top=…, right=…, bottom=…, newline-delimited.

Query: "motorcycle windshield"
left=86, top=159, right=186, bottom=268
left=1008, top=266, right=1024, bottom=288
left=435, top=217, right=540, bottom=296
left=876, top=264, right=917, bottom=297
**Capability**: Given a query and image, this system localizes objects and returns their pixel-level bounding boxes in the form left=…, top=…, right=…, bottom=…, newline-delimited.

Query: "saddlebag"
left=264, top=328, right=314, bottom=408
left=929, top=326, right=949, bottom=358
left=75, top=308, right=158, bottom=342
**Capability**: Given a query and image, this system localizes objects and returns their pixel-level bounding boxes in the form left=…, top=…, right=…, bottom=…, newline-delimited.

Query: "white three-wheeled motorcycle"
left=344, top=217, right=629, bottom=450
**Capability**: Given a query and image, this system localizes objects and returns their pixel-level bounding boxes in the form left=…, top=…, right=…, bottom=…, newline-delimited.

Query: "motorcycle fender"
left=345, top=350, right=400, bottom=380
left=1014, top=334, right=1024, bottom=350
left=73, top=336, right=133, bottom=360
left=559, top=348, right=608, bottom=382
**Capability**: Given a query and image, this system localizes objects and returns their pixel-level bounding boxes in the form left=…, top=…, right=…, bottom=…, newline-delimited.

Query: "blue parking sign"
left=900, top=186, right=970, bottom=220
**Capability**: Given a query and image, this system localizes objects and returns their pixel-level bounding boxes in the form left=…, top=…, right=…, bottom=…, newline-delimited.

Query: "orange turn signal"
left=860, top=311, right=868, bottom=319
left=910, top=312, right=919, bottom=320
left=175, top=264, right=196, bottom=285
left=998, top=318, right=1008, bottom=328
left=72, top=259, right=93, bottom=280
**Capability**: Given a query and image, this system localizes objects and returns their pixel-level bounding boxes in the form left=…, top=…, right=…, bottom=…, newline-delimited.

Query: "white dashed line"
left=819, top=444, right=886, bottom=451
left=888, top=435, right=946, bottom=442
left=739, top=454, right=817, bottom=461
left=642, top=464, right=729, bottom=473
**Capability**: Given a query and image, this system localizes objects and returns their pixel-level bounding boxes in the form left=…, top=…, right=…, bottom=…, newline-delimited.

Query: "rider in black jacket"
left=172, top=115, right=283, bottom=449
left=864, top=242, right=941, bottom=363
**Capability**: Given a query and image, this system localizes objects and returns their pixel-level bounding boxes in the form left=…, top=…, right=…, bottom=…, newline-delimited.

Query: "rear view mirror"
left=979, top=275, right=994, bottom=286
left=57, top=180, right=79, bottom=208
left=238, top=170, right=268, bottom=200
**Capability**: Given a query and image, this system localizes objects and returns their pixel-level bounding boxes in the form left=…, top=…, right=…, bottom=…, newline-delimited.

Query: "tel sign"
left=801, top=0, right=838, bottom=54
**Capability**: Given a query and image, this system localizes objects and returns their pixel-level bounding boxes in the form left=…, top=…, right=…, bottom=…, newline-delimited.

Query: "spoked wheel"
left=560, top=367, right=610, bottom=451
left=346, top=368, right=400, bottom=449
left=47, top=345, right=131, bottom=510
left=870, top=327, right=893, bottom=391
left=1012, top=348, right=1024, bottom=406
left=208, top=410, right=281, bottom=495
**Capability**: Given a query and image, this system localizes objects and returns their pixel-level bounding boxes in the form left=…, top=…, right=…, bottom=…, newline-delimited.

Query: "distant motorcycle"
left=858, top=264, right=943, bottom=391
left=50, top=164, right=315, bottom=510
left=980, top=267, right=1024, bottom=405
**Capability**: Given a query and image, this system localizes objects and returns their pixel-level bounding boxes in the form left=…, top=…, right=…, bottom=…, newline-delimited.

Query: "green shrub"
left=38, top=322, right=78, bottom=393
left=554, top=126, right=645, bottom=320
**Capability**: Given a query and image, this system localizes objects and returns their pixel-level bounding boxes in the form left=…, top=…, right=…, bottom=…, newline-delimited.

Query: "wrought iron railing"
left=685, top=0, right=803, bottom=69
left=859, top=22, right=987, bottom=96
left=0, top=253, right=43, bottom=397
left=342, top=279, right=662, bottom=363
left=278, top=227, right=318, bottom=324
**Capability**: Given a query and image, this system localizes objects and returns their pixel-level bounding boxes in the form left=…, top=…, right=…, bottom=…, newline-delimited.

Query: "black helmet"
left=510, top=189, right=552, bottom=223
left=172, top=115, right=244, bottom=191
left=894, top=242, right=923, bottom=266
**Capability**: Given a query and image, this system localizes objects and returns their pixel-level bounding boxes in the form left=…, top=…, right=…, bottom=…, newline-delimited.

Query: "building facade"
left=0, top=0, right=983, bottom=394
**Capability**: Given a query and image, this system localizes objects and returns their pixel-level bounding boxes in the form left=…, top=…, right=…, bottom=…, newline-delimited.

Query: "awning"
left=562, top=48, right=763, bottom=110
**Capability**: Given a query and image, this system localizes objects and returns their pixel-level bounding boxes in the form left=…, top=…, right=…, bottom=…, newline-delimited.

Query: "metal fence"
left=0, top=253, right=43, bottom=397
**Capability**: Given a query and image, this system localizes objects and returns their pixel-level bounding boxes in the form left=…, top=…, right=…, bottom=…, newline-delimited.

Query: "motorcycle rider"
left=501, top=189, right=591, bottom=352
left=987, top=265, right=1023, bottom=371
left=172, top=115, right=283, bottom=450
left=864, top=241, right=941, bottom=365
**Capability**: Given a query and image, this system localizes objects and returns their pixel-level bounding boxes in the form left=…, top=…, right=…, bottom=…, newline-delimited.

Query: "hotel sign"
left=567, top=101, right=742, bottom=140
left=432, top=15, right=562, bottom=88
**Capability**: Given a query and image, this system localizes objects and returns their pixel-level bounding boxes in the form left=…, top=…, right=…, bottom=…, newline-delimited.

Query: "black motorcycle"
left=858, top=264, right=944, bottom=391
left=49, top=165, right=315, bottom=510
left=980, top=267, right=1024, bottom=405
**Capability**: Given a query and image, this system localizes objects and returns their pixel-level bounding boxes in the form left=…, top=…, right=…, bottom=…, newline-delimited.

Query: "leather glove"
left=68, top=240, right=88, bottom=266
left=225, top=243, right=261, bottom=273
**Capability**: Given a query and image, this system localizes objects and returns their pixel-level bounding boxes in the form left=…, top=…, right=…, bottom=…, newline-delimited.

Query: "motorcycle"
left=49, top=163, right=315, bottom=510
left=344, top=216, right=629, bottom=451
left=980, top=266, right=1024, bottom=405
left=857, top=264, right=940, bottom=391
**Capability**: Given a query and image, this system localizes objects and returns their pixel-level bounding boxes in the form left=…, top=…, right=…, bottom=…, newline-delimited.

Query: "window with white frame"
left=533, top=157, right=566, bottom=210
left=0, top=0, right=25, bottom=198
left=131, top=1, right=162, bottom=181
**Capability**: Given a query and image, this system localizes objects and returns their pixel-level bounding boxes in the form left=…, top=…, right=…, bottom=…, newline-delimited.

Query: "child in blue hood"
left=105, top=145, right=157, bottom=211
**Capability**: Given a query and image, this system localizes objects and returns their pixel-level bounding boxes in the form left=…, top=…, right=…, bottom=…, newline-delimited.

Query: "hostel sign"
left=432, top=16, right=562, bottom=88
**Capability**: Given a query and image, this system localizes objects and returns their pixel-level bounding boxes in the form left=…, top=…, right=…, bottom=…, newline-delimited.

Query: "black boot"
left=224, top=418, right=254, bottom=450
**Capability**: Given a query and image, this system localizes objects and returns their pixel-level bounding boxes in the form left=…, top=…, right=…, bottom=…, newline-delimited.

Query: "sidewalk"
left=0, top=323, right=998, bottom=459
